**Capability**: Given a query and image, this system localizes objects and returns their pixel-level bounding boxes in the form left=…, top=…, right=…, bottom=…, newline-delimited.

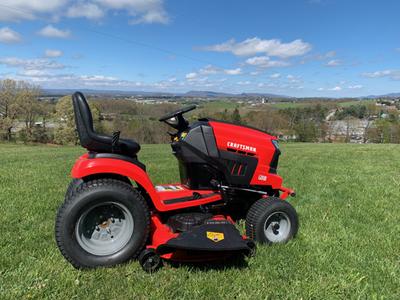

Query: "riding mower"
left=55, top=92, right=298, bottom=272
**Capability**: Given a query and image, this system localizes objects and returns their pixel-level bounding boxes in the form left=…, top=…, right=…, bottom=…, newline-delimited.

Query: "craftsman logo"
left=227, top=142, right=256, bottom=153
left=258, top=175, right=267, bottom=181
left=206, top=231, right=225, bottom=242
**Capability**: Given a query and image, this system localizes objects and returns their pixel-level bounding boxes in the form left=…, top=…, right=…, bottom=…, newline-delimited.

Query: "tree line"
left=1, top=78, right=400, bottom=145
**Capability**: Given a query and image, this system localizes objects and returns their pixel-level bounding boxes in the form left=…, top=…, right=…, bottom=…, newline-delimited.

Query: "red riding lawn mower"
left=55, top=92, right=298, bottom=272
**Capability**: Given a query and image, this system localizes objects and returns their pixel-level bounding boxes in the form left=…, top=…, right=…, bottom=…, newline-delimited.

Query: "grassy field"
left=0, top=143, right=399, bottom=299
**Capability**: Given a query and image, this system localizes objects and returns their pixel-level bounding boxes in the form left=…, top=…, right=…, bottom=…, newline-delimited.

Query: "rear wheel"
left=245, top=197, right=298, bottom=244
left=55, top=178, right=150, bottom=269
left=65, top=178, right=84, bottom=198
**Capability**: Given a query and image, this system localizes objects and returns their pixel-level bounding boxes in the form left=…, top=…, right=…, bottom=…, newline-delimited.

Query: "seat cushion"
left=118, top=138, right=141, bottom=156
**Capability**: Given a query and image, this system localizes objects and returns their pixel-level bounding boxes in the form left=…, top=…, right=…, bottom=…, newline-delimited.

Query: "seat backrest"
left=72, top=92, right=94, bottom=147
left=71, top=91, right=140, bottom=156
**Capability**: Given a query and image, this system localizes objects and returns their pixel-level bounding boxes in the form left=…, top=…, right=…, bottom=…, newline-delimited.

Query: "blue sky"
left=0, top=0, right=399, bottom=97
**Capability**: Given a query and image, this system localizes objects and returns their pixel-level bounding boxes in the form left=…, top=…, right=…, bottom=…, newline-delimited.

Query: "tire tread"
left=55, top=178, right=150, bottom=269
left=245, top=197, right=298, bottom=243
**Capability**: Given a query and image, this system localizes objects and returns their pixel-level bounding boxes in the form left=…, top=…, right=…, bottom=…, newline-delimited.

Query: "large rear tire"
left=65, top=178, right=84, bottom=199
left=55, top=178, right=150, bottom=269
left=245, top=197, right=298, bottom=244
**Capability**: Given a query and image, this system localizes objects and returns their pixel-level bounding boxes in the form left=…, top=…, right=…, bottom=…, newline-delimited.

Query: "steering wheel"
left=159, top=105, right=196, bottom=131
left=158, top=105, right=196, bottom=122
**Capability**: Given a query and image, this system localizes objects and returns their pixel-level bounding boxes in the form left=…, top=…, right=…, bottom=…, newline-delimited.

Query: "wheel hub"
left=99, top=219, right=111, bottom=229
left=264, top=211, right=291, bottom=243
left=272, top=223, right=280, bottom=234
left=75, top=202, right=134, bottom=256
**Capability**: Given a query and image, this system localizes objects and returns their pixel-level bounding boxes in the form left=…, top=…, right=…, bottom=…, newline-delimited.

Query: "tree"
left=294, top=119, right=318, bottom=142
left=12, top=81, right=42, bottom=141
left=231, top=107, right=241, bottom=124
left=0, top=79, right=18, bottom=140
left=244, top=108, right=290, bottom=137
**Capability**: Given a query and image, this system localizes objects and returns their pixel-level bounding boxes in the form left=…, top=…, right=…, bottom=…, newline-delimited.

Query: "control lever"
left=167, top=131, right=179, bottom=142
left=112, top=131, right=120, bottom=152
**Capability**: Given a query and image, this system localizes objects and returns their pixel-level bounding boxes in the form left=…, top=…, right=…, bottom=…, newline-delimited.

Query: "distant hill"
left=239, top=92, right=292, bottom=98
left=180, top=91, right=291, bottom=98
left=42, top=88, right=400, bottom=99
left=183, top=90, right=233, bottom=97
left=363, top=93, right=400, bottom=99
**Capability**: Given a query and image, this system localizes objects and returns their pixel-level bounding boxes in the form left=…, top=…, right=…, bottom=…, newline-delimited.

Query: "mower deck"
left=148, top=213, right=254, bottom=262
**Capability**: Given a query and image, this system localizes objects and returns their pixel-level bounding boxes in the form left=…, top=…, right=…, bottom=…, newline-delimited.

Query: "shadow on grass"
left=166, top=254, right=250, bottom=272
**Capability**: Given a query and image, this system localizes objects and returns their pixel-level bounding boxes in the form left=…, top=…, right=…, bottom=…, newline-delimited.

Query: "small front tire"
left=139, top=249, right=163, bottom=273
left=245, top=197, right=298, bottom=244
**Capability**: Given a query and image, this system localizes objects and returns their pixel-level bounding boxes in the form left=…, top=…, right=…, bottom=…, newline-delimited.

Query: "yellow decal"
left=206, top=231, right=225, bottom=242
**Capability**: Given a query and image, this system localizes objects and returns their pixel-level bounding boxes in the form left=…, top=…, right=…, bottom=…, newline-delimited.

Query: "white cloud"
left=286, top=74, right=302, bottom=84
left=317, top=87, right=324, bottom=91
left=237, top=81, right=251, bottom=85
left=329, top=86, right=342, bottom=91
left=361, top=69, right=399, bottom=79
left=0, top=27, right=22, bottom=44
left=0, top=0, right=67, bottom=21
left=224, top=68, right=242, bottom=75
left=37, top=25, right=71, bottom=38
left=199, top=65, right=219, bottom=75
left=44, top=49, right=63, bottom=58
left=362, top=69, right=400, bottom=80
left=6, top=65, right=223, bottom=90
left=18, top=69, right=51, bottom=77
left=67, top=3, right=104, bottom=19
left=245, top=56, right=289, bottom=68
left=185, top=72, right=198, bottom=80
left=202, top=37, right=312, bottom=58
left=22, top=73, right=131, bottom=87
left=80, top=74, right=118, bottom=82
left=0, top=57, right=65, bottom=70
left=325, top=51, right=336, bottom=58
left=270, top=73, right=281, bottom=79
left=96, top=0, right=169, bottom=24
left=348, top=84, right=363, bottom=89
left=326, top=59, right=341, bottom=67
left=0, top=0, right=169, bottom=25
left=186, top=65, right=242, bottom=78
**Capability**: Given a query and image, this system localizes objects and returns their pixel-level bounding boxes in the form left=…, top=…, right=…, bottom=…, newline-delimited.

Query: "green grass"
left=269, top=101, right=315, bottom=109
left=337, top=99, right=376, bottom=107
left=200, top=100, right=242, bottom=110
left=1, top=143, right=399, bottom=299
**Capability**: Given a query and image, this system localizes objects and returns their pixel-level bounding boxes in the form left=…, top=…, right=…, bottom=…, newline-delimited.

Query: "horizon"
left=0, top=1, right=399, bottom=97
left=40, top=87, right=397, bottom=99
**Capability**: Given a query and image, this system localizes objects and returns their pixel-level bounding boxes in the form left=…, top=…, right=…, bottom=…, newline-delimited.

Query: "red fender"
left=71, top=154, right=163, bottom=210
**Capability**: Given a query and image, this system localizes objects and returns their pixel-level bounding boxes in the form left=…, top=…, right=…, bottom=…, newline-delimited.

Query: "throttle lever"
left=112, top=131, right=120, bottom=152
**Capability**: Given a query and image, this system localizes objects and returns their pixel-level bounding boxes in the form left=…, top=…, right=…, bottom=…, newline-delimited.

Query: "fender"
left=71, top=154, right=163, bottom=211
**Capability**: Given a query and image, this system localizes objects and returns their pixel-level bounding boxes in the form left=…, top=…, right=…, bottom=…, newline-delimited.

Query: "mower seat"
left=72, top=92, right=140, bottom=157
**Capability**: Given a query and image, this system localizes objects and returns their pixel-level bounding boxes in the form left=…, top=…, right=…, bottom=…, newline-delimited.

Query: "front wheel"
left=245, top=197, right=298, bottom=244
left=55, top=178, right=150, bottom=269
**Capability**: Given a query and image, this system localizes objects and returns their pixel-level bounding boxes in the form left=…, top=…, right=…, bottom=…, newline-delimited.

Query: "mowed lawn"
left=0, top=143, right=399, bottom=299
